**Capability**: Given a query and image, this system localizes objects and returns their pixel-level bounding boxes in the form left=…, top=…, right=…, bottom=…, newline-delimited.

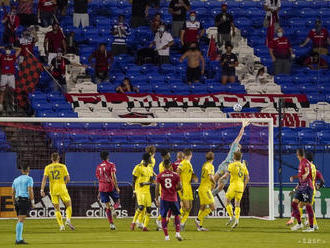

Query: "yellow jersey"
left=311, top=162, right=316, bottom=190
left=199, top=161, right=215, bottom=190
left=44, top=162, right=69, bottom=194
left=140, top=156, right=156, bottom=170
left=178, top=159, right=194, bottom=186
left=132, top=163, right=153, bottom=194
left=158, top=161, right=165, bottom=174
left=228, top=161, right=249, bottom=189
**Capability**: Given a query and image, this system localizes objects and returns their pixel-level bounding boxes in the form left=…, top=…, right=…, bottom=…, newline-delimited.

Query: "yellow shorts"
left=136, top=191, right=152, bottom=207
left=50, top=190, right=71, bottom=205
left=225, top=185, right=243, bottom=202
left=181, top=185, right=193, bottom=201
left=198, top=189, right=214, bottom=205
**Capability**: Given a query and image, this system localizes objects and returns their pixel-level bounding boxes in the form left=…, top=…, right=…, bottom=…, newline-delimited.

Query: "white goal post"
left=0, top=117, right=274, bottom=220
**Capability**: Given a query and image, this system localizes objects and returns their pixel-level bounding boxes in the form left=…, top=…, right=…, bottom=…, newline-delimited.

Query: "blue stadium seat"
left=58, top=112, right=78, bottom=118
left=318, top=130, right=330, bottom=144
left=298, top=129, right=317, bottom=144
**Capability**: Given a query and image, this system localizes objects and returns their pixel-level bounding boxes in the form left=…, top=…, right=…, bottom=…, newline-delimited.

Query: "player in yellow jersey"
left=136, top=145, right=156, bottom=228
left=156, top=150, right=171, bottom=231
left=195, top=151, right=216, bottom=231
left=177, top=149, right=198, bottom=230
left=40, top=153, right=75, bottom=231
left=131, top=153, right=154, bottom=231
left=220, top=151, right=249, bottom=229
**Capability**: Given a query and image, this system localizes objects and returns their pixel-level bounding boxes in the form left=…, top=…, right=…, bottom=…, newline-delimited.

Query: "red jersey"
left=3, top=14, right=20, bottom=31
left=45, top=30, right=65, bottom=53
left=308, top=28, right=329, bottom=49
left=183, top=21, right=203, bottom=43
left=38, top=0, right=56, bottom=12
left=171, top=159, right=182, bottom=172
left=92, top=50, right=113, bottom=72
left=270, top=36, right=291, bottom=59
left=96, top=160, right=116, bottom=192
left=0, top=54, right=16, bottom=74
left=157, top=169, right=180, bottom=202
left=298, top=158, right=313, bottom=190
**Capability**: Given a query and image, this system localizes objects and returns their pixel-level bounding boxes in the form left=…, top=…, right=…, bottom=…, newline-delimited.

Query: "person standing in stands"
left=17, top=0, right=36, bottom=27
left=300, top=20, right=329, bottom=55
left=73, top=0, right=89, bottom=28
left=44, top=22, right=66, bottom=64
left=19, top=28, right=37, bottom=63
left=218, top=43, right=238, bottom=84
left=180, top=11, right=205, bottom=52
left=38, top=0, right=56, bottom=27
left=264, top=0, right=281, bottom=29
left=150, top=24, right=174, bottom=65
left=179, top=42, right=205, bottom=84
left=130, top=0, right=149, bottom=28
left=88, top=43, right=114, bottom=83
left=2, top=4, right=20, bottom=46
left=215, top=3, right=235, bottom=51
left=269, top=27, right=294, bottom=75
left=150, top=13, right=163, bottom=33
left=169, top=0, right=190, bottom=38
left=111, top=15, right=130, bottom=56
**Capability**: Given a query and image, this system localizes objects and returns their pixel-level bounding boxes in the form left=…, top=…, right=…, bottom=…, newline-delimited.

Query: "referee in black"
left=11, top=163, right=34, bottom=245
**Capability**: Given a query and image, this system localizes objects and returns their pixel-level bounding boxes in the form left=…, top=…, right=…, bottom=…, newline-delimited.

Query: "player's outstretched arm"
left=233, top=120, right=250, bottom=144
left=220, top=172, right=229, bottom=182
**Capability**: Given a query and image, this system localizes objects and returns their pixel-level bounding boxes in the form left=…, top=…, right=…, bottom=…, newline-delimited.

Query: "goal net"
left=0, top=118, right=274, bottom=220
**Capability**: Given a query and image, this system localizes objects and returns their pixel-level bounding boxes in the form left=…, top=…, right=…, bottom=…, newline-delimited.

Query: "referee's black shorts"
left=15, top=197, right=31, bottom=216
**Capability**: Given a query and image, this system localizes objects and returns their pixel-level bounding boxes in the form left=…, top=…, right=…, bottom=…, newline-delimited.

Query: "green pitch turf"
left=0, top=218, right=329, bottom=248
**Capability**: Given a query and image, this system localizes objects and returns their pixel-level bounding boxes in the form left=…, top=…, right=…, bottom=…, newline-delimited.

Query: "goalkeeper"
left=212, top=120, right=249, bottom=196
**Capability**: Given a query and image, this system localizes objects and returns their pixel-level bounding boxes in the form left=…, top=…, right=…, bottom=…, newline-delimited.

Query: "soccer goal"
left=0, top=118, right=274, bottom=220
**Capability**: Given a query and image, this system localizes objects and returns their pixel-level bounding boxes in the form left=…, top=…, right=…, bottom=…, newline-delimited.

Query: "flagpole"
left=26, top=50, right=64, bottom=93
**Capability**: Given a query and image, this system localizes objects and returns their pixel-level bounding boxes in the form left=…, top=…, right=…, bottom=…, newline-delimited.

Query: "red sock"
left=106, top=208, right=113, bottom=224
left=291, top=202, right=301, bottom=224
left=161, top=217, right=168, bottom=236
left=174, top=215, right=180, bottom=232
left=305, top=204, right=314, bottom=228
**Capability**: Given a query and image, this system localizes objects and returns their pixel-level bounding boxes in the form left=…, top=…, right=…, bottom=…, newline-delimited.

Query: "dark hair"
left=225, top=42, right=233, bottom=49
left=51, top=152, right=60, bottom=162
left=257, top=67, right=265, bottom=76
left=164, top=159, right=171, bottom=169
left=234, top=151, right=242, bottom=161
left=100, top=151, right=109, bottom=161
left=206, top=151, right=215, bottom=161
left=296, top=148, right=304, bottom=157
left=183, top=149, right=192, bottom=156
left=155, top=12, right=161, bottom=17
left=161, top=150, right=169, bottom=158
left=142, top=152, right=151, bottom=163
left=145, top=145, right=156, bottom=154
left=20, top=162, right=30, bottom=172
left=305, top=151, right=313, bottom=162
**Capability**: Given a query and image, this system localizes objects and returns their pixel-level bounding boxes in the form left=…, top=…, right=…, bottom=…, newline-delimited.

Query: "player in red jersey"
left=155, top=159, right=183, bottom=241
left=172, top=151, right=184, bottom=172
left=290, top=149, right=315, bottom=232
left=96, top=151, right=120, bottom=230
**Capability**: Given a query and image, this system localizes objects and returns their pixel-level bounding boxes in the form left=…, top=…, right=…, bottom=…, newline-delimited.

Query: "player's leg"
left=61, top=191, right=75, bottom=230
left=225, top=188, right=235, bottom=226
left=156, top=196, right=163, bottom=231
left=290, top=197, right=304, bottom=231
left=110, top=190, right=121, bottom=210
left=14, top=198, right=29, bottom=244
left=197, top=190, right=214, bottom=231
left=51, top=195, right=64, bottom=230
left=311, top=192, right=318, bottom=229
left=143, top=193, right=152, bottom=231
left=302, top=188, right=315, bottom=232
left=131, top=205, right=144, bottom=230
left=232, top=192, right=243, bottom=229
left=160, top=200, right=170, bottom=240
left=212, top=171, right=227, bottom=196
left=171, top=201, right=183, bottom=241
left=180, top=199, right=191, bottom=228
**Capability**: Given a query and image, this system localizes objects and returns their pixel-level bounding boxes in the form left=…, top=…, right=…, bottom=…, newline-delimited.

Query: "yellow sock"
left=313, top=215, right=317, bottom=226
left=138, top=208, right=145, bottom=223
left=180, top=208, right=184, bottom=217
left=226, top=204, right=233, bottom=218
left=132, top=209, right=141, bottom=224
left=66, top=206, right=72, bottom=221
left=198, top=209, right=212, bottom=226
left=157, top=215, right=162, bottom=221
left=235, top=207, right=241, bottom=221
left=181, top=210, right=190, bottom=225
left=143, top=213, right=150, bottom=228
left=55, top=210, right=63, bottom=227
left=299, top=207, right=303, bottom=218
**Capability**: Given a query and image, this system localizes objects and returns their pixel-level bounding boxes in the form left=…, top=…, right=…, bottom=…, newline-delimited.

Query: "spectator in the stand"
left=269, top=27, right=294, bottom=75
left=19, top=28, right=37, bottom=62
left=73, top=0, right=89, bottom=28
left=17, top=0, right=36, bottom=27
left=303, top=52, right=328, bottom=70
left=169, top=0, right=190, bottom=38
left=116, top=78, right=139, bottom=93
left=65, top=32, right=79, bottom=55
left=215, top=3, right=235, bottom=50
left=150, top=13, right=163, bottom=33
left=88, top=43, right=114, bottom=83
left=181, top=11, right=205, bottom=52
left=300, top=20, right=329, bottom=55
left=44, top=22, right=66, bottom=64
left=49, top=49, right=86, bottom=91
left=179, top=42, right=205, bottom=84
left=0, top=46, right=21, bottom=112
left=38, top=0, right=56, bottom=27
left=56, top=0, right=68, bottom=16
left=149, top=24, right=174, bottom=65
left=130, top=0, right=149, bottom=28
left=218, top=43, right=238, bottom=84
left=111, top=15, right=130, bottom=56
left=256, top=67, right=267, bottom=84
left=2, top=5, right=20, bottom=46
left=263, top=0, right=280, bottom=29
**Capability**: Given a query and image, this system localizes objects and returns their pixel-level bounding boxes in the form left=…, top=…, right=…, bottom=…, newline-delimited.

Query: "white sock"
left=176, top=232, right=180, bottom=236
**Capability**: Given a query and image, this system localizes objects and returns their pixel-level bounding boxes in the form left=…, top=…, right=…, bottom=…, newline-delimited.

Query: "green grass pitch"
left=1, top=218, right=329, bottom=248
